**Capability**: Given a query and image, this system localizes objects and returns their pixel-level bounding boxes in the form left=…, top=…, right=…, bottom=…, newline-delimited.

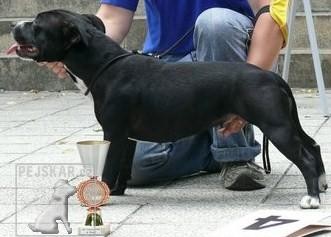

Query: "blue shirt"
left=100, top=0, right=254, bottom=55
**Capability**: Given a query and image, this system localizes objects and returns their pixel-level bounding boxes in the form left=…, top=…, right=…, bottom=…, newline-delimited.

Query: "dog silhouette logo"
left=28, top=179, right=76, bottom=234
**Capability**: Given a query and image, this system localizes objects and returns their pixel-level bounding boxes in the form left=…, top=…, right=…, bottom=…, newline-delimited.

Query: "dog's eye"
left=32, top=24, right=42, bottom=34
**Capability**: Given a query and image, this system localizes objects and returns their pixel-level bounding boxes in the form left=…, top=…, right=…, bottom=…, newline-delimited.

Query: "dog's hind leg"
left=276, top=79, right=327, bottom=194
left=260, top=123, right=321, bottom=209
left=299, top=140, right=327, bottom=193
left=238, top=74, right=326, bottom=208
left=298, top=136, right=327, bottom=193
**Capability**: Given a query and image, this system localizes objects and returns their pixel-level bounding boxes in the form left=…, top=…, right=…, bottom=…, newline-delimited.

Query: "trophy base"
left=78, top=225, right=110, bottom=236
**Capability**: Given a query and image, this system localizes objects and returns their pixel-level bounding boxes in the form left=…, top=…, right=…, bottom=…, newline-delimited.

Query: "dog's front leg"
left=102, top=134, right=132, bottom=195
left=115, top=139, right=136, bottom=194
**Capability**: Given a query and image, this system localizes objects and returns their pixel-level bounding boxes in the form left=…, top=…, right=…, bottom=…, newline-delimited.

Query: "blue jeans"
left=129, top=8, right=261, bottom=185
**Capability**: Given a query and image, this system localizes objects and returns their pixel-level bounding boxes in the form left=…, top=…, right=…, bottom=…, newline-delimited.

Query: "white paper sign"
left=207, top=210, right=331, bottom=237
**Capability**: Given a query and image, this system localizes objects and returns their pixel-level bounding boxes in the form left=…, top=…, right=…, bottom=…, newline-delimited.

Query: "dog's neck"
left=62, top=34, right=128, bottom=84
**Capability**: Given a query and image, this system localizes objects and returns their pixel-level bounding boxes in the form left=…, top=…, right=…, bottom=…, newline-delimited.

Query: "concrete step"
left=1, top=13, right=331, bottom=54
left=278, top=49, right=331, bottom=88
left=297, top=0, right=331, bottom=12
left=0, top=0, right=99, bottom=18
left=0, top=51, right=330, bottom=91
left=293, top=12, right=331, bottom=49
left=0, top=0, right=329, bottom=18
left=0, top=16, right=147, bottom=55
left=0, top=55, right=75, bottom=91
left=0, top=0, right=145, bottom=17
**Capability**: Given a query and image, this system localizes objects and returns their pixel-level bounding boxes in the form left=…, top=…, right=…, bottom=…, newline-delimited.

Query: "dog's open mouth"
left=6, top=43, right=39, bottom=58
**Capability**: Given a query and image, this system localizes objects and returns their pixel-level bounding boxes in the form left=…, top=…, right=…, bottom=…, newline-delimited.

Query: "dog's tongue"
left=6, top=43, right=19, bottom=55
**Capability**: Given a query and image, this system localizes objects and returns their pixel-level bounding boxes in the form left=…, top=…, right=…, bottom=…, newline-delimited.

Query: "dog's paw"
left=111, top=185, right=126, bottom=195
left=300, top=195, right=320, bottom=209
left=110, top=184, right=127, bottom=196
left=111, top=188, right=125, bottom=196
left=319, top=174, right=328, bottom=192
left=67, top=227, right=72, bottom=234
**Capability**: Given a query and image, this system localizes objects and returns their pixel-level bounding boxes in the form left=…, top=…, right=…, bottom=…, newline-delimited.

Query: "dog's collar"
left=71, top=52, right=133, bottom=96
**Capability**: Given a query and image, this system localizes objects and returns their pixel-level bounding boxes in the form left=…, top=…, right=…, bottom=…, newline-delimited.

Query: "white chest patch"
left=65, top=66, right=93, bottom=100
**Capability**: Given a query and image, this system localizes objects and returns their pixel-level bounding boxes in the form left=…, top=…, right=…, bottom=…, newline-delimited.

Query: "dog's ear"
left=82, top=14, right=106, bottom=33
left=63, top=21, right=91, bottom=48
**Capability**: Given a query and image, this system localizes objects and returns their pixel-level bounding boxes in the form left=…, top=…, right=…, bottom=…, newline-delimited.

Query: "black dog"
left=8, top=9, right=327, bottom=208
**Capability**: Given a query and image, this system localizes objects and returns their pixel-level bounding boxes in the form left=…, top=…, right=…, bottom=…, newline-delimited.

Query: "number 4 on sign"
left=207, top=211, right=331, bottom=237
left=244, top=216, right=299, bottom=230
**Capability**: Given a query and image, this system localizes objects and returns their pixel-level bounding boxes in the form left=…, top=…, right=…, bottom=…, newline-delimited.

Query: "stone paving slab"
left=0, top=0, right=146, bottom=18
left=0, top=90, right=330, bottom=236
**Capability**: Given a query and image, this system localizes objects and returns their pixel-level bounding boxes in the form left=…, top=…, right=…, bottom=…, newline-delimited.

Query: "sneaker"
left=220, top=161, right=266, bottom=191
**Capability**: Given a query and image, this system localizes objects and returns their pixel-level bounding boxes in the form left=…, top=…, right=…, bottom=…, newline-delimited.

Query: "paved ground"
left=0, top=89, right=330, bottom=237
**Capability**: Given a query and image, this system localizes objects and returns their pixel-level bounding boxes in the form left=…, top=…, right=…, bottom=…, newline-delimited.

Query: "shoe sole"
left=225, top=174, right=266, bottom=191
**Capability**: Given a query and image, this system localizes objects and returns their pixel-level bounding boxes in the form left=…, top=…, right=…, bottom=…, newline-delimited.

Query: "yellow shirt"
left=270, top=0, right=290, bottom=45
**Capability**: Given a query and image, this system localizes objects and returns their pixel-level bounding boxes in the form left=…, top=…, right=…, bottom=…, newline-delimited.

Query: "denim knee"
left=195, top=8, right=238, bottom=43
left=194, top=8, right=253, bottom=62
left=129, top=142, right=171, bottom=185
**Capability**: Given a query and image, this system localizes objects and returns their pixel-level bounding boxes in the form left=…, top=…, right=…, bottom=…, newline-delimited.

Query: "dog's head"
left=52, top=179, right=77, bottom=201
left=7, top=9, right=105, bottom=62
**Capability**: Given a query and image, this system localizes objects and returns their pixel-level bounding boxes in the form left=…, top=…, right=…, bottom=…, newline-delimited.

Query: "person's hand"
left=218, top=115, right=247, bottom=137
left=38, top=62, right=68, bottom=79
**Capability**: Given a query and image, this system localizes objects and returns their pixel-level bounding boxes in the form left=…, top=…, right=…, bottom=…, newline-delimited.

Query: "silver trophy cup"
left=76, top=140, right=111, bottom=236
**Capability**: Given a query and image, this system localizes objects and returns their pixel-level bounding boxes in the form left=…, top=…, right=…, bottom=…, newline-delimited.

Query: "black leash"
left=132, top=25, right=195, bottom=59
left=83, top=52, right=133, bottom=96
left=157, top=25, right=195, bottom=59
left=262, top=135, right=271, bottom=174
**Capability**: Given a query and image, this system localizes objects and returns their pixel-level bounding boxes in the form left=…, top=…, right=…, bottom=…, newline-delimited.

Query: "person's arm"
left=246, top=0, right=284, bottom=70
left=96, top=4, right=134, bottom=44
